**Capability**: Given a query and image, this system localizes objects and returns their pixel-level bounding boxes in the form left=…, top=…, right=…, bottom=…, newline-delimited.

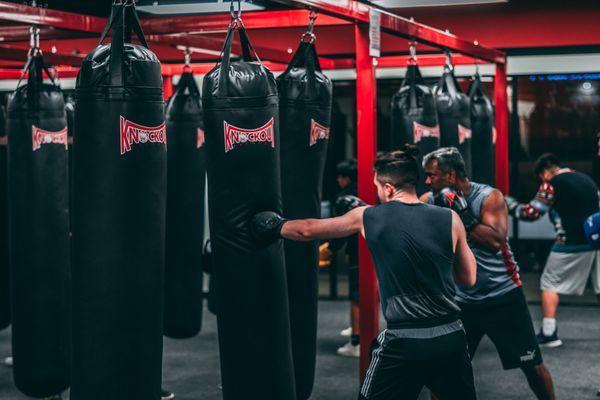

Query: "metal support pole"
left=494, top=62, right=509, bottom=194
left=354, top=22, right=379, bottom=382
left=162, top=74, right=174, bottom=101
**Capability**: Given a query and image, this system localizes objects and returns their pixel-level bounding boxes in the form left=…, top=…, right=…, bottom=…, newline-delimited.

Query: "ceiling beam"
left=0, top=45, right=85, bottom=66
left=269, top=0, right=505, bottom=63
left=0, top=1, right=106, bottom=32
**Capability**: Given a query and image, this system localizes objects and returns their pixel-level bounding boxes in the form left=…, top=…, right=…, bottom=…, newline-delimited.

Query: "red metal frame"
left=354, top=22, right=379, bottom=380
left=494, top=63, right=509, bottom=194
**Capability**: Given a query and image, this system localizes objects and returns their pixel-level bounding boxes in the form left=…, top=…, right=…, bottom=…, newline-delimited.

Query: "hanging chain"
left=230, top=0, right=243, bottom=29
left=408, top=40, right=417, bottom=65
left=29, top=25, right=40, bottom=57
left=445, top=50, right=453, bottom=70
left=301, top=10, right=318, bottom=43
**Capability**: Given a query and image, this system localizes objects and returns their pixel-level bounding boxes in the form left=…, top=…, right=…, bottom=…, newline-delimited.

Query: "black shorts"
left=359, top=325, right=476, bottom=400
left=459, top=287, right=543, bottom=370
left=348, top=265, right=359, bottom=301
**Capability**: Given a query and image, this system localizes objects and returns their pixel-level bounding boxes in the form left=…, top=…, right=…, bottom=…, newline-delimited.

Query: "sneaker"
left=337, top=342, right=360, bottom=358
left=161, top=389, right=175, bottom=400
left=340, top=327, right=352, bottom=337
left=3, top=356, right=12, bottom=367
left=536, top=328, right=563, bottom=348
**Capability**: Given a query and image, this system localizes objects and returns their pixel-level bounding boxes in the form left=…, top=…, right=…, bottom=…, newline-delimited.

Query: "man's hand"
left=434, top=188, right=479, bottom=230
left=335, top=195, right=366, bottom=216
left=250, top=211, right=286, bottom=246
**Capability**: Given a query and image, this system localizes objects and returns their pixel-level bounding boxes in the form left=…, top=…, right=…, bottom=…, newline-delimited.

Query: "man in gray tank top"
left=422, top=147, right=555, bottom=400
left=251, top=146, right=478, bottom=399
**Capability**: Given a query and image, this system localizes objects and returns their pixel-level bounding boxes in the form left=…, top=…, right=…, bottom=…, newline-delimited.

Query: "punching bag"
left=7, top=53, right=70, bottom=398
left=72, top=3, right=166, bottom=399
left=468, top=74, right=495, bottom=185
left=435, top=65, right=472, bottom=176
left=391, top=64, right=440, bottom=194
left=0, top=103, right=8, bottom=332
left=164, top=71, right=205, bottom=339
left=202, top=22, right=296, bottom=400
left=277, top=39, right=332, bottom=400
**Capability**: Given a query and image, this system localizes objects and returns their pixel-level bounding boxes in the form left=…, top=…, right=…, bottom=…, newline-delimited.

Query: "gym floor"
left=0, top=300, right=598, bottom=399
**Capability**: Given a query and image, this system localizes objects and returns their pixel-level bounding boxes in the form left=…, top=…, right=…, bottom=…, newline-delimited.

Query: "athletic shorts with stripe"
left=358, top=321, right=476, bottom=400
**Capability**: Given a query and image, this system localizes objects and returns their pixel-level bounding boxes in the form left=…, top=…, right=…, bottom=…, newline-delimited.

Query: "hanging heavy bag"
left=277, top=38, right=331, bottom=400
left=164, top=71, right=206, bottom=339
left=468, top=74, right=495, bottom=185
left=7, top=53, right=70, bottom=398
left=202, top=21, right=296, bottom=400
left=72, top=3, right=166, bottom=399
left=391, top=64, right=440, bottom=194
left=0, top=104, right=8, bottom=332
left=435, top=65, right=472, bottom=176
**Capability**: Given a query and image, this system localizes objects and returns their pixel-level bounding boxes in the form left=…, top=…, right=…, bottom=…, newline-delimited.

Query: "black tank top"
left=363, top=201, right=460, bottom=328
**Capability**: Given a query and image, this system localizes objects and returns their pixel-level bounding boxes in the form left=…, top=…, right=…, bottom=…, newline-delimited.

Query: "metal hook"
left=301, top=10, right=318, bottom=43
left=230, top=0, right=243, bottom=28
left=408, top=40, right=417, bottom=65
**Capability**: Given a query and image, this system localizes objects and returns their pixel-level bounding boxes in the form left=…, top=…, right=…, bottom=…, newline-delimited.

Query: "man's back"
left=549, top=170, right=599, bottom=246
left=363, top=200, right=459, bottom=327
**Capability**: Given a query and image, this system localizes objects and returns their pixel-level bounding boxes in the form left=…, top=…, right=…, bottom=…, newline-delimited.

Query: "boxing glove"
left=334, top=195, right=366, bottom=216
left=584, top=212, right=600, bottom=249
left=434, top=187, right=479, bottom=230
left=250, top=211, right=287, bottom=246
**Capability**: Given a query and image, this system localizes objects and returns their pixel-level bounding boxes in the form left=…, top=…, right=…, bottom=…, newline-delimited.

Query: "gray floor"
left=0, top=301, right=599, bottom=399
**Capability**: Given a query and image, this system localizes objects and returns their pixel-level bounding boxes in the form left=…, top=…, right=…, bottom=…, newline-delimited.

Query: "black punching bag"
left=468, top=74, right=495, bottom=185
left=72, top=3, right=166, bottom=399
left=202, top=23, right=296, bottom=400
left=277, top=39, right=331, bottom=400
left=164, top=71, right=205, bottom=339
left=0, top=103, right=8, bottom=332
left=435, top=65, right=472, bottom=176
left=7, top=54, right=70, bottom=398
left=391, top=64, right=440, bottom=194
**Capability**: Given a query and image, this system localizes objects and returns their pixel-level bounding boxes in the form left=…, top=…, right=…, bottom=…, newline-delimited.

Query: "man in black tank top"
left=251, top=146, right=478, bottom=400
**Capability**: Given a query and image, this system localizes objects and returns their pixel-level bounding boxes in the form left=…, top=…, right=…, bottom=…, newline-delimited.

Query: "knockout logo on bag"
left=120, top=116, right=167, bottom=155
left=458, top=124, right=472, bottom=144
left=223, top=118, right=275, bottom=153
left=413, top=121, right=440, bottom=144
left=197, top=128, right=205, bottom=149
left=32, top=125, right=68, bottom=151
left=309, top=119, right=330, bottom=146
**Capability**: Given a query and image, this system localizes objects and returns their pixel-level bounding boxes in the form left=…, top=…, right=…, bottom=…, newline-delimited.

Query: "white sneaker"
left=3, top=356, right=12, bottom=367
left=340, top=327, right=352, bottom=337
left=337, top=342, right=360, bottom=358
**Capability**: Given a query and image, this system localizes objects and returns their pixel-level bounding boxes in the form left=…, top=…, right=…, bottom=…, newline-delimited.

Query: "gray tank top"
left=428, top=182, right=521, bottom=303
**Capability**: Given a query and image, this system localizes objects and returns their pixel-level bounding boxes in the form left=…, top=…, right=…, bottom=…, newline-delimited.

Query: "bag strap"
left=468, top=73, right=488, bottom=99
left=99, top=2, right=150, bottom=87
left=217, top=24, right=262, bottom=97
left=284, top=41, right=322, bottom=99
left=437, top=65, right=460, bottom=99
left=176, top=71, right=200, bottom=97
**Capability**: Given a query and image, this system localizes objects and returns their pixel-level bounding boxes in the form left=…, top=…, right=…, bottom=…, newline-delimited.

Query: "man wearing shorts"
left=422, top=147, right=555, bottom=400
left=506, top=153, right=600, bottom=347
left=252, top=146, right=478, bottom=400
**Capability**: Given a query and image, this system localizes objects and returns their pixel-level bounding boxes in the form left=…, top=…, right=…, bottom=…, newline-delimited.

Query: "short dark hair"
left=373, top=145, right=420, bottom=190
left=336, top=159, right=357, bottom=181
left=534, top=153, right=560, bottom=176
left=422, top=147, right=467, bottom=179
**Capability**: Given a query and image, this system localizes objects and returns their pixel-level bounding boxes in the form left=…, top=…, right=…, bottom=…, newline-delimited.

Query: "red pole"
left=354, top=22, right=379, bottom=382
left=162, top=74, right=174, bottom=101
left=494, top=62, right=509, bottom=194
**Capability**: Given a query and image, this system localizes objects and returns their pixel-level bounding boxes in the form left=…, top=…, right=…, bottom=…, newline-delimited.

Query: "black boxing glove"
left=334, top=195, right=366, bottom=216
left=250, top=211, right=287, bottom=246
left=434, top=188, right=479, bottom=231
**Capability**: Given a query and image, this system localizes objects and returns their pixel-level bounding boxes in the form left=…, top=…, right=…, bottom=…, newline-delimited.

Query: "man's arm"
left=507, top=181, right=554, bottom=222
left=281, top=206, right=366, bottom=242
left=469, top=189, right=508, bottom=252
left=452, top=211, right=477, bottom=287
left=419, top=191, right=432, bottom=203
